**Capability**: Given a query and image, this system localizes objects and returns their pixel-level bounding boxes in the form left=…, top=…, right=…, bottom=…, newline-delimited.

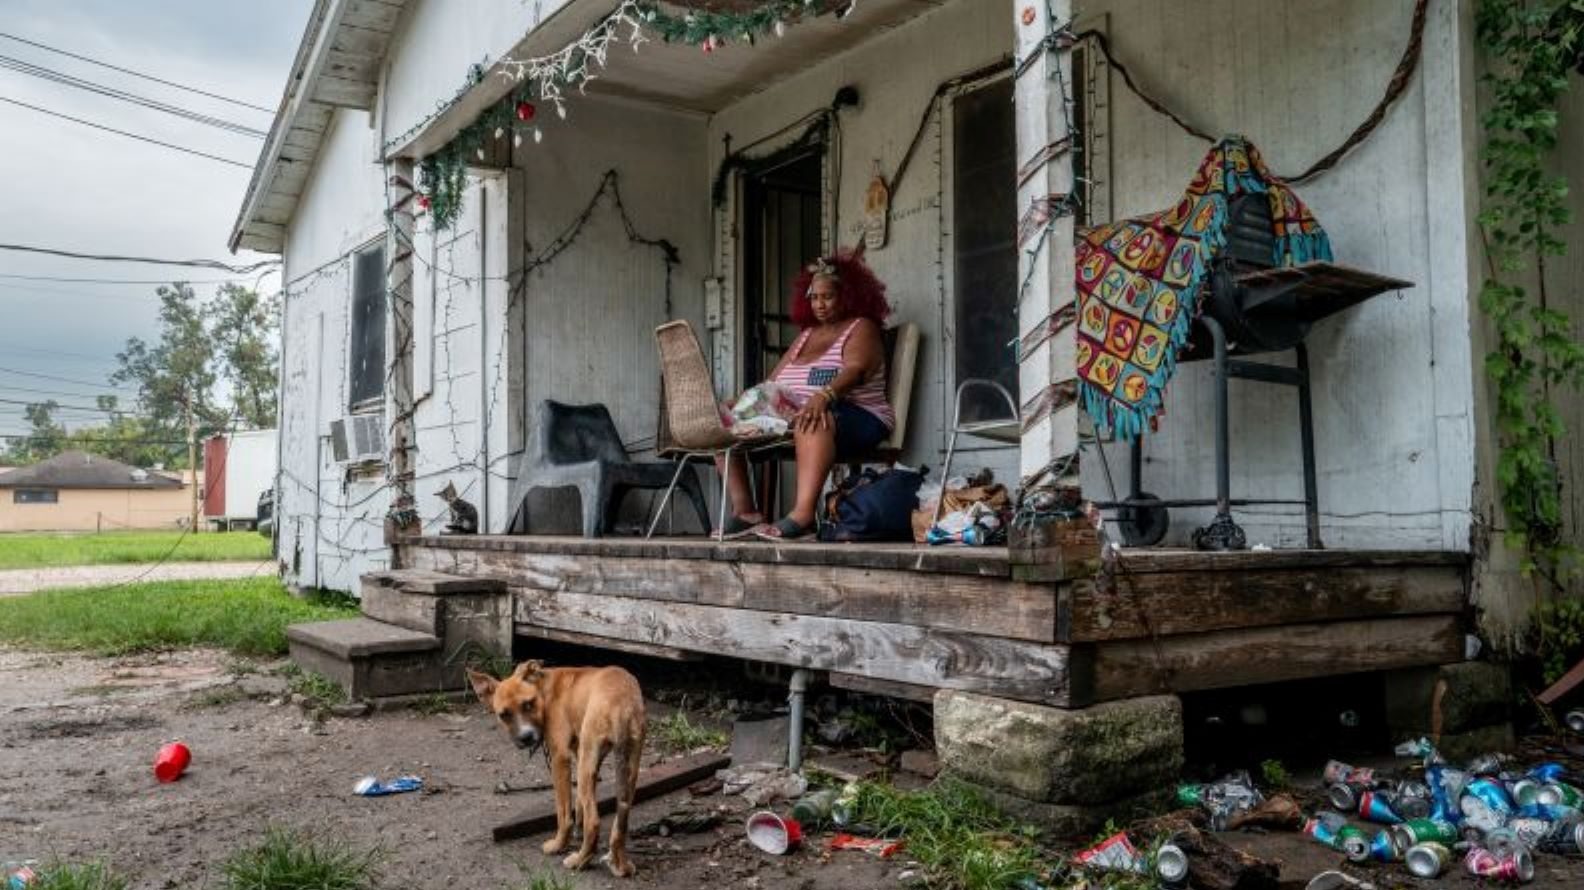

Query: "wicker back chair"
left=648, top=320, right=780, bottom=539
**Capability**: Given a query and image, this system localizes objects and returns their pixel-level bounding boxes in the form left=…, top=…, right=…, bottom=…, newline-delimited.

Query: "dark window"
left=14, top=489, right=58, bottom=504
left=952, top=77, right=1019, bottom=424
left=743, top=151, right=824, bottom=382
left=348, top=244, right=387, bottom=410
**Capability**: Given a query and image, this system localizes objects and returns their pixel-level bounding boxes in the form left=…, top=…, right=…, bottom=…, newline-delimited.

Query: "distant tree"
left=112, top=283, right=227, bottom=455
left=64, top=396, right=181, bottom=469
left=210, top=283, right=280, bottom=429
left=3, top=400, right=66, bottom=464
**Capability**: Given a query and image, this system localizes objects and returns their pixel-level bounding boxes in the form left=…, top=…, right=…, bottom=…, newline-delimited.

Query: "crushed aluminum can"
left=1390, top=818, right=1459, bottom=850
left=1515, top=802, right=1581, bottom=822
left=1463, top=846, right=1534, bottom=883
left=1154, top=842, right=1189, bottom=888
left=1466, top=753, right=1507, bottom=776
left=1528, top=762, right=1567, bottom=783
left=1510, top=778, right=1546, bottom=808
left=1356, top=790, right=1405, bottom=825
left=1394, top=736, right=1439, bottom=761
left=1364, top=829, right=1401, bottom=863
left=353, top=774, right=423, bottom=796
left=1465, top=777, right=1516, bottom=816
left=1567, top=709, right=1584, bottom=734
left=1426, top=764, right=1468, bottom=824
left=1392, top=780, right=1432, bottom=819
left=1304, top=872, right=1375, bottom=890
left=1340, top=828, right=1374, bottom=864
left=1404, top=841, right=1452, bottom=879
left=1327, top=782, right=1360, bottom=813
left=1484, top=827, right=1523, bottom=859
left=1541, top=781, right=1584, bottom=809
left=1323, top=760, right=1375, bottom=787
left=4, top=863, right=37, bottom=890
left=1303, top=811, right=1350, bottom=849
left=1533, top=817, right=1584, bottom=856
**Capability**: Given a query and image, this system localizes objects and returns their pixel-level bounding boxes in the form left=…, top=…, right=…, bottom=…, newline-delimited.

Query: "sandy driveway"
left=0, top=560, right=273, bottom=596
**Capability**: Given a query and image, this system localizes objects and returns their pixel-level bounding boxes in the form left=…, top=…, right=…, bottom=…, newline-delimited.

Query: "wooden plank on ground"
left=1110, top=549, right=1467, bottom=573
left=493, top=752, right=730, bottom=842
left=829, top=671, right=938, bottom=704
left=412, top=544, right=1055, bottom=641
left=1537, top=656, right=1584, bottom=705
left=517, top=625, right=703, bottom=662
left=1060, top=566, right=1465, bottom=642
left=513, top=589, right=1085, bottom=707
left=1088, top=614, right=1463, bottom=701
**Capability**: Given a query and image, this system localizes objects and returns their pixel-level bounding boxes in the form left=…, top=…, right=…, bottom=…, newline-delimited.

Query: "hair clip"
left=806, top=257, right=838, bottom=279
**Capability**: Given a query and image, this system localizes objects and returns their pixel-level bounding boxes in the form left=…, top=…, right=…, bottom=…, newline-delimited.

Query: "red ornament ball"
left=417, top=194, right=432, bottom=211
left=1021, top=6, right=1036, bottom=25
left=515, top=100, right=537, bottom=122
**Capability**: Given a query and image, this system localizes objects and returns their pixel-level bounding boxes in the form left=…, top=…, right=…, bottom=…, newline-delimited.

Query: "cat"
left=436, top=481, right=479, bottom=535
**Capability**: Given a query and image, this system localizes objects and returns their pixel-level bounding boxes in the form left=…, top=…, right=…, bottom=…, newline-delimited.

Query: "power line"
left=0, top=272, right=248, bottom=285
left=0, top=382, right=122, bottom=401
left=0, top=395, right=149, bottom=415
left=0, top=433, right=186, bottom=446
left=0, top=242, right=277, bottom=273
left=0, top=365, right=129, bottom=390
left=0, top=31, right=274, bottom=114
left=0, top=95, right=251, bottom=168
left=0, top=54, right=267, bottom=138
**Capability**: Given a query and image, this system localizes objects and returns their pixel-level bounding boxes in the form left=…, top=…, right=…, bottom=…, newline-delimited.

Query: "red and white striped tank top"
left=773, top=319, right=895, bottom=430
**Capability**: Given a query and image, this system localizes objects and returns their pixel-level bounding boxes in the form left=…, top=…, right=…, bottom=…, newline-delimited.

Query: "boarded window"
left=952, top=77, right=1018, bottom=424
left=13, top=489, right=58, bottom=504
left=348, top=244, right=387, bottom=410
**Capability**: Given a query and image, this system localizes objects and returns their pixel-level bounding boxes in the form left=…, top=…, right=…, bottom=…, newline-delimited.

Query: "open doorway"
left=741, top=149, right=824, bottom=384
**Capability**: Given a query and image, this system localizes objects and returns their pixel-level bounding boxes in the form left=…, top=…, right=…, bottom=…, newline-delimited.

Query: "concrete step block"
left=362, top=568, right=505, bottom=596
left=286, top=618, right=453, bottom=700
left=286, top=618, right=440, bottom=660
left=361, top=585, right=442, bottom=635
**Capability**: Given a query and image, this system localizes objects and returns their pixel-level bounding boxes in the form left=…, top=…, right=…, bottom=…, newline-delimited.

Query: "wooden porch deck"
left=405, top=535, right=1468, bottom=709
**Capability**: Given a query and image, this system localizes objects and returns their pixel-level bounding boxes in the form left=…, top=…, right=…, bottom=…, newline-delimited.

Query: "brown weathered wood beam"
left=493, top=752, right=730, bottom=842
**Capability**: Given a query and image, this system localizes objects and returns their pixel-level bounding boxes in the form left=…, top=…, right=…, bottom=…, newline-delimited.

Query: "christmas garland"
left=414, top=0, right=858, bottom=228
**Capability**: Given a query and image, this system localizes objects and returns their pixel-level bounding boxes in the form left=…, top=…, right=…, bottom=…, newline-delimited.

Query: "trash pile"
left=1291, top=738, right=1583, bottom=882
left=741, top=780, right=905, bottom=859
left=913, top=470, right=1011, bottom=547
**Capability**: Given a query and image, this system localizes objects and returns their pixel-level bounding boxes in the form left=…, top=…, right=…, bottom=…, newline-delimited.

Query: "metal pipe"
left=788, top=668, right=811, bottom=771
left=1202, top=316, right=1231, bottom=515
left=1295, top=345, right=1322, bottom=549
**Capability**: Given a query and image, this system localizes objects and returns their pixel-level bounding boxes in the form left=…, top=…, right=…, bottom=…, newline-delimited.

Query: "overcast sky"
left=0, top=0, right=313, bottom=435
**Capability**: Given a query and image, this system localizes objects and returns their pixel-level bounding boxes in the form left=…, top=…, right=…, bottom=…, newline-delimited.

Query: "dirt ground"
left=0, top=646, right=897, bottom=890
left=4, top=645, right=1584, bottom=890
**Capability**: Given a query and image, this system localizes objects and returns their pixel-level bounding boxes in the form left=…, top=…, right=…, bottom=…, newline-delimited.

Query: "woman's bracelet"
left=821, top=385, right=839, bottom=405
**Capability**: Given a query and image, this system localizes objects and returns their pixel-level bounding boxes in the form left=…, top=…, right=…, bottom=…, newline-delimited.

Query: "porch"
left=403, top=534, right=1467, bottom=708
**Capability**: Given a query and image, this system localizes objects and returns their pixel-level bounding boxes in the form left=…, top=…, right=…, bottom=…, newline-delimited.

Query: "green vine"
left=1475, top=0, right=1584, bottom=586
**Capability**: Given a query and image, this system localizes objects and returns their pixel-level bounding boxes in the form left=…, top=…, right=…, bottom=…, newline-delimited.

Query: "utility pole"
left=186, top=398, right=200, bottom=534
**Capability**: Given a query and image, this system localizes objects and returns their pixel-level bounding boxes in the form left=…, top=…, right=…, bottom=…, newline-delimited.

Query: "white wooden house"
left=233, top=0, right=1581, bottom=816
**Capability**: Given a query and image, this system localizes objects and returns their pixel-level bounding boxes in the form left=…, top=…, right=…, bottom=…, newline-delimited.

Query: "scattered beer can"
left=1566, top=709, right=1584, bottom=734
left=1515, top=802, right=1581, bottom=822
left=1466, top=753, right=1508, bottom=776
left=1390, top=818, right=1459, bottom=850
left=1528, top=762, right=1567, bottom=783
left=1303, top=812, right=1350, bottom=849
left=1535, top=817, right=1584, bottom=856
left=1175, top=784, right=1204, bottom=808
left=1484, top=827, right=1523, bottom=859
left=1327, top=783, right=1359, bottom=813
left=1365, top=829, right=1401, bottom=863
left=1542, top=782, right=1584, bottom=809
left=1323, top=760, right=1375, bottom=787
left=1154, top=842, right=1189, bottom=888
left=1340, top=828, right=1373, bottom=864
left=1511, top=779, right=1545, bottom=808
left=1356, top=790, right=1405, bottom=825
left=1404, top=841, right=1452, bottom=878
left=1463, top=846, right=1534, bottom=883
left=1392, top=780, right=1432, bottom=819
left=1466, top=777, right=1517, bottom=815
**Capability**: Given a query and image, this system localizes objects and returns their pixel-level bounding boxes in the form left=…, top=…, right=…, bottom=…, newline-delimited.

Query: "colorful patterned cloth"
left=1075, top=136, right=1333, bottom=439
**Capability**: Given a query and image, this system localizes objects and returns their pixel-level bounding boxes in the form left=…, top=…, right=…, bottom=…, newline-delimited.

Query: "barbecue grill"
left=1095, top=195, right=1413, bottom=551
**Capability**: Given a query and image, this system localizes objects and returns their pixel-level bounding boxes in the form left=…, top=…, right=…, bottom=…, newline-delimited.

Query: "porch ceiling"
left=387, top=0, right=947, bottom=161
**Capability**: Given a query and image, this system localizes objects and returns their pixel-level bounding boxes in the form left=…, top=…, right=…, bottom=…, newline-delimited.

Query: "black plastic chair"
left=506, top=400, right=710, bottom=538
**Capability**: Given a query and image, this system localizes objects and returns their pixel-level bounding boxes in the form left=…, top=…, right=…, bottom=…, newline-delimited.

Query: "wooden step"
left=287, top=617, right=440, bottom=659
left=362, top=568, right=506, bottom=596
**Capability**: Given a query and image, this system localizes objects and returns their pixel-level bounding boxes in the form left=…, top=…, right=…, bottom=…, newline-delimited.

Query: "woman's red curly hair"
left=789, top=250, right=891, bottom=328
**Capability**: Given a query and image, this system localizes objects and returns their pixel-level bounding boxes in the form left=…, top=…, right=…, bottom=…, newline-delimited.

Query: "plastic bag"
left=722, top=383, right=799, bottom=439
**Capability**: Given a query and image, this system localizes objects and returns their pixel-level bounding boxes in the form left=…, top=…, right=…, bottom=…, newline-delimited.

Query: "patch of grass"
left=410, top=692, right=453, bottom=716
left=454, top=641, right=514, bottom=678
left=283, top=666, right=346, bottom=709
left=649, top=711, right=728, bottom=754
left=1260, top=758, right=1290, bottom=789
left=848, top=779, right=1049, bottom=890
left=185, top=686, right=247, bottom=710
left=220, top=828, right=381, bottom=890
left=0, top=577, right=356, bottom=657
left=0, top=530, right=271, bottom=570
left=30, top=860, right=128, bottom=890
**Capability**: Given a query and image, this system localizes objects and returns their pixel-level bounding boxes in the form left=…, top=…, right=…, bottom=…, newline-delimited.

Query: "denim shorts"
left=831, top=401, right=891, bottom=455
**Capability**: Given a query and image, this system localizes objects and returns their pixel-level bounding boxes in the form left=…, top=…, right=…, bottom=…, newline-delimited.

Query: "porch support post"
left=384, top=156, right=419, bottom=555
left=1008, top=1, right=1098, bottom=578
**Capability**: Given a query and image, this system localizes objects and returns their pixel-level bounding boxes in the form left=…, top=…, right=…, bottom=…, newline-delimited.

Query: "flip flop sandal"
left=718, top=516, right=764, bottom=540
left=754, top=517, right=817, bottom=542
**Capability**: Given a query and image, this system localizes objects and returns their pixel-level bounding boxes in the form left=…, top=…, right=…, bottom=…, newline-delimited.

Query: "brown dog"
left=468, top=660, right=646, bottom=877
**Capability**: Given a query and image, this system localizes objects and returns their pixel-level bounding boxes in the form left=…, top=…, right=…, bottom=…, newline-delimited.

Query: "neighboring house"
left=202, top=430, right=279, bottom=530
left=231, top=0, right=1577, bottom=822
left=0, top=451, right=191, bottom=533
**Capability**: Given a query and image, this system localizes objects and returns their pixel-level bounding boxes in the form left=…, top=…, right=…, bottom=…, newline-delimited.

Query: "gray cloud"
left=0, top=0, right=312, bottom=433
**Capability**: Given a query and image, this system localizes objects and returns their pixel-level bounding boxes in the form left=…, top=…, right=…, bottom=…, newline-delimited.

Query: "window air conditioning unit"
left=330, top=414, right=385, bottom=463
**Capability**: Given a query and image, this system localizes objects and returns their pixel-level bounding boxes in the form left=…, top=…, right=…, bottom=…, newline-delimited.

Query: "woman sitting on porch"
left=720, top=251, right=895, bottom=541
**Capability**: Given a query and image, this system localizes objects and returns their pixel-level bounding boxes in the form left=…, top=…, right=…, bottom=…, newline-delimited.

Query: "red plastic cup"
left=154, top=741, right=191, bottom=783
left=745, top=811, right=802, bottom=855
